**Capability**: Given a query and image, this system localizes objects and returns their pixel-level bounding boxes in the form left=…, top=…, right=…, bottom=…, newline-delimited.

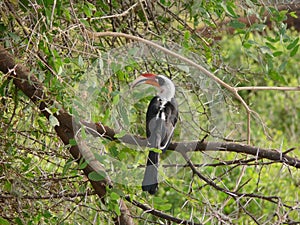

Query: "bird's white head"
left=130, top=73, right=175, bottom=101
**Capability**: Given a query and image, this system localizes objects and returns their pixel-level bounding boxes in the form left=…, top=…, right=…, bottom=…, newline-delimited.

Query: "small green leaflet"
left=112, top=94, right=120, bottom=105
left=110, top=191, right=119, bottom=201
left=69, top=138, right=77, bottom=146
left=290, top=44, right=299, bottom=57
left=287, top=37, right=299, bottom=50
left=229, top=20, right=245, bottom=29
left=149, top=148, right=162, bottom=154
left=0, top=217, right=10, bottom=225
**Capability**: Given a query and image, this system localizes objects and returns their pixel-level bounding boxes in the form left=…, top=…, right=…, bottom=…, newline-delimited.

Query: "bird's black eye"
left=157, top=77, right=165, bottom=86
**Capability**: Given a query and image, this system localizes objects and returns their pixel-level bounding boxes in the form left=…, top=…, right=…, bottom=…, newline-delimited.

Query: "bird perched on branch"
left=131, top=73, right=178, bottom=194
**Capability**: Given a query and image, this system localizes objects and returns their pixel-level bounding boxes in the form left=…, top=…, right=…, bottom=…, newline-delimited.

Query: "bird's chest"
left=156, top=99, right=168, bottom=120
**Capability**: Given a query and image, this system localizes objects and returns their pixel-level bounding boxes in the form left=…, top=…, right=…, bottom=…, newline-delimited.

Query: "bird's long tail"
left=142, top=151, right=159, bottom=194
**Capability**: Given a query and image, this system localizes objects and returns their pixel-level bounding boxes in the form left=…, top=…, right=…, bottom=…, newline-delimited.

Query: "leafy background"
left=1, top=0, right=300, bottom=224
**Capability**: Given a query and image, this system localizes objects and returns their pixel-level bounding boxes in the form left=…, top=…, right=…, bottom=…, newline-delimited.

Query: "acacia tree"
left=1, top=1, right=300, bottom=224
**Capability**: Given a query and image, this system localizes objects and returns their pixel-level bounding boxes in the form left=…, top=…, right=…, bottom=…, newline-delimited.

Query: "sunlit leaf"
left=0, top=217, right=10, bottom=225
left=110, top=191, right=119, bottom=200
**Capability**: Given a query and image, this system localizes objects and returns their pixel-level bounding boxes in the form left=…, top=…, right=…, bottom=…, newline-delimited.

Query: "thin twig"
left=82, top=2, right=139, bottom=21
left=236, top=86, right=300, bottom=91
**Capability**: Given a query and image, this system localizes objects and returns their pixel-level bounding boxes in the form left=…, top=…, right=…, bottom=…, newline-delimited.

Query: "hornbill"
left=131, top=73, right=178, bottom=194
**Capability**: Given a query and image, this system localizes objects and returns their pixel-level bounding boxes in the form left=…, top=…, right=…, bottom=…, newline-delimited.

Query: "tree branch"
left=81, top=121, right=300, bottom=169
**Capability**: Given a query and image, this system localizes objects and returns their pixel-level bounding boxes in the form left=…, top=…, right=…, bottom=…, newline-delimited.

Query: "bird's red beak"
left=130, top=73, right=159, bottom=89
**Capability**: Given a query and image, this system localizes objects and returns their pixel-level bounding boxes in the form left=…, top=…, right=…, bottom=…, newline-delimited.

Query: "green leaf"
left=250, top=23, right=266, bottom=32
left=14, top=217, right=24, bottom=225
left=112, top=94, right=120, bottom=105
left=79, top=18, right=90, bottom=27
left=119, top=104, right=130, bottom=127
left=268, top=70, right=285, bottom=83
left=62, top=159, right=73, bottom=176
left=64, top=9, right=71, bottom=21
left=88, top=171, right=106, bottom=181
left=114, top=203, right=121, bottom=216
left=265, top=42, right=276, bottom=50
left=242, top=41, right=252, bottom=49
left=110, top=191, right=119, bottom=200
left=78, top=55, right=84, bottom=67
left=149, top=148, right=162, bottom=154
left=273, top=51, right=283, bottom=57
left=0, top=217, right=10, bottom=225
left=43, top=210, right=52, bottom=218
left=229, top=20, right=245, bottom=29
left=289, top=11, right=298, bottom=18
left=86, top=2, right=96, bottom=11
left=290, top=44, right=299, bottom=57
left=259, top=46, right=273, bottom=57
left=287, top=37, right=299, bottom=50
left=266, top=35, right=280, bottom=43
left=83, top=5, right=92, bottom=18
left=3, top=180, right=12, bottom=192
left=222, top=2, right=238, bottom=18
left=37, top=117, right=48, bottom=131
left=108, top=145, right=119, bottom=157
left=69, top=138, right=77, bottom=146
left=81, top=127, right=87, bottom=139
left=78, top=158, right=88, bottom=170
left=152, top=196, right=172, bottom=210
left=279, top=61, right=287, bottom=72
left=157, top=203, right=172, bottom=211
left=118, top=151, right=127, bottom=160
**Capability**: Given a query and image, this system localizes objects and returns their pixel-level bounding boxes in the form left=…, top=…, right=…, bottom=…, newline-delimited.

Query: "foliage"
left=1, top=0, right=300, bottom=224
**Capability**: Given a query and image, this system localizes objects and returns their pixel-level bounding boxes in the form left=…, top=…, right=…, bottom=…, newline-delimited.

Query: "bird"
left=131, top=73, right=178, bottom=194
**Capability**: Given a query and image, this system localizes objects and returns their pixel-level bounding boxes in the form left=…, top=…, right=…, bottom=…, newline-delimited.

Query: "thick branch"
left=83, top=122, right=300, bottom=169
